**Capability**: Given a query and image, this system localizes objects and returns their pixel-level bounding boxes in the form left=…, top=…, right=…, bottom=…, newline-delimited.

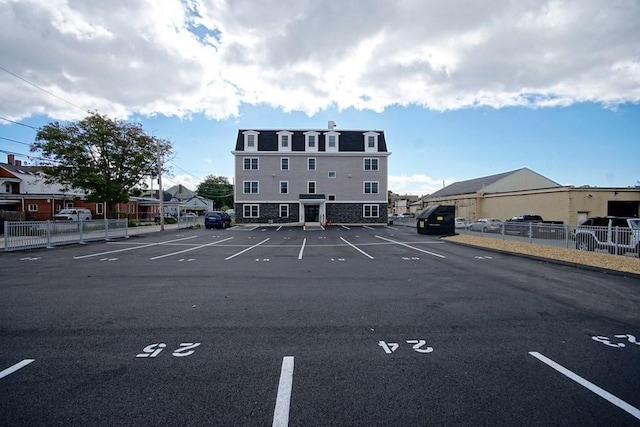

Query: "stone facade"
left=326, top=203, right=388, bottom=224
left=235, top=203, right=300, bottom=224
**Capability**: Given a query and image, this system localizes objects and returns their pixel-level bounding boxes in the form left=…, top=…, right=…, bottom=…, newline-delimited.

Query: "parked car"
left=155, top=213, right=177, bottom=224
left=454, top=217, right=467, bottom=229
left=53, top=208, right=92, bottom=221
left=503, top=215, right=565, bottom=238
left=575, top=216, right=640, bottom=256
left=468, top=218, right=503, bottom=233
left=204, top=211, right=232, bottom=229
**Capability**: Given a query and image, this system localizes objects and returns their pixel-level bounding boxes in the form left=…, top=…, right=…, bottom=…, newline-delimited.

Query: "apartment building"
left=232, top=124, right=390, bottom=225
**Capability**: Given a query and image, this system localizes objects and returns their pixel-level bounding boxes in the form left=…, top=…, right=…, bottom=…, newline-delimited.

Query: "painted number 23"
left=136, top=342, right=201, bottom=358
left=592, top=334, right=639, bottom=348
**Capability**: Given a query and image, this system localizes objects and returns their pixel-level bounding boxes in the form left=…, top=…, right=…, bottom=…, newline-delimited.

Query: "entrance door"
left=304, top=204, right=320, bottom=222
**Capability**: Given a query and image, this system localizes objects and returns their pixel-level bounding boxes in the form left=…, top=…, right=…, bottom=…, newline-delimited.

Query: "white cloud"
left=1, top=0, right=639, bottom=121
left=389, top=174, right=456, bottom=196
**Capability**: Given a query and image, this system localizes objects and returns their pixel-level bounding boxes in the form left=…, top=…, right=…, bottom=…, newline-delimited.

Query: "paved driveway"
left=1, top=224, right=639, bottom=426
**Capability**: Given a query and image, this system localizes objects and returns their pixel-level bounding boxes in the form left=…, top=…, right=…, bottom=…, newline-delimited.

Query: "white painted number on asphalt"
left=20, top=257, right=40, bottom=261
left=178, top=258, right=196, bottom=262
left=331, top=258, right=346, bottom=262
left=379, top=340, right=433, bottom=354
left=255, top=258, right=270, bottom=262
left=592, top=334, right=639, bottom=348
left=402, top=257, right=420, bottom=260
left=475, top=256, right=493, bottom=260
left=136, top=342, right=201, bottom=358
left=100, top=258, right=118, bottom=261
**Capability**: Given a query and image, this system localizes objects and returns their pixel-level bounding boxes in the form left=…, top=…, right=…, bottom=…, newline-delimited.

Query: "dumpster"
left=416, top=205, right=455, bottom=235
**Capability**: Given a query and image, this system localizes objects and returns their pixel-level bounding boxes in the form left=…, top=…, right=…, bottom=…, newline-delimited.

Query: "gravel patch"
left=443, top=234, right=640, bottom=276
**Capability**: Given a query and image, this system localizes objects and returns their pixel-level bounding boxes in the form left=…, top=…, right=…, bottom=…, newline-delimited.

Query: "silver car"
left=468, top=218, right=503, bottom=233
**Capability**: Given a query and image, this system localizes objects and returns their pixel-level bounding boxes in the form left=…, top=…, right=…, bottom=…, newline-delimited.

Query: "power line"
left=0, top=116, right=38, bottom=130
left=0, top=136, right=32, bottom=146
left=0, top=65, right=87, bottom=112
left=0, top=149, right=58, bottom=164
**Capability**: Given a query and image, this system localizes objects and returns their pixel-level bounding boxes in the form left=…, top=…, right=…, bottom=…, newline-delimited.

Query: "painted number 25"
left=378, top=340, right=433, bottom=354
left=136, top=342, right=201, bottom=358
left=592, top=334, right=639, bottom=348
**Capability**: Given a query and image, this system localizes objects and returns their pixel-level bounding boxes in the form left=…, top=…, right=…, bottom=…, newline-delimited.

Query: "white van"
left=53, top=208, right=92, bottom=221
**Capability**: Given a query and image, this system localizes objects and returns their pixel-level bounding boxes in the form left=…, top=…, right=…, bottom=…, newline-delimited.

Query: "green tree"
left=197, top=175, right=234, bottom=210
left=31, top=112, right=173, bottom=218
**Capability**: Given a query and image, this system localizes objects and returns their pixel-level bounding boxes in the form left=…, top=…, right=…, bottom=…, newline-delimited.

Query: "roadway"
left=1, top=224, right=639, bottom=426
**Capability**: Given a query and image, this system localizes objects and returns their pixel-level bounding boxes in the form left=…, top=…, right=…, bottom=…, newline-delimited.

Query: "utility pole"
left=157, top=139, right=164, bottom=231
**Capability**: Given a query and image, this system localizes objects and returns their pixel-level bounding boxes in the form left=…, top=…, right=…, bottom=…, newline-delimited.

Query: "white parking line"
left=225, top=238, right=270, bottom=260
left=375, top=235, right=446, bottom=258
left=340, top=237, right=374, bottom=259
left=150, top=237, right=235, bottom=260
left=363, top=225, right=375, bottom=230
left=73, top=236, right=200, bottom=259
left=273, top=356, right=294, bottom=427
left=298, top=238, right=306, bottom=260
left=0, top=359, right=35, bottom=380
left=529, top=351, right=640, bottom=420
left=340, top=225, right=350, bottom=230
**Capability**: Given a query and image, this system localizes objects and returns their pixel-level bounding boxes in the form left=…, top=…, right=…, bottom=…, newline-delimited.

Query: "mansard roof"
left=233, top=129, right=388, bottom=152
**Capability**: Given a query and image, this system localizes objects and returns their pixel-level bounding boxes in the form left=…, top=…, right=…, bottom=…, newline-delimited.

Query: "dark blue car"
left=204, top=211, right=231, bottom=229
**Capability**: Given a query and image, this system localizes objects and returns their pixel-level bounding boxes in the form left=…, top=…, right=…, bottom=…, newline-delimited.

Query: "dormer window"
left=243, top=130, right=260, bottom=151
left=277, top=131, right=293, bottom=152
left=363, top=132, right=379, bottom=152
left=324, top=131, right=340, bottom=152
left=304, top=131, right=320, bottom=152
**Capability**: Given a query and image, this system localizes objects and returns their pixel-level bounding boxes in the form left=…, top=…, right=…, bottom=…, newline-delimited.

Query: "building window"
left=96, top=203, right=104, bottom=215
left=328, top=194, right=336, bottom=201
left=363, top=131, right=379, bottom=152
left=328, top=171, right=336, bottom=178
left=280, top=181, right=288, bottom=194
left=4, top=184, right=10, bottom=193
left=279, top=204, right=289, bottom=217
left=364, top=158, right=379, bottom=171
left=278, top=131, right=293, bottom=152
left=243, top=157, right=259, bottom=170
left=364, top=181, right=379, bottom=194
left=308, top=181, right=316, bottom=194
left=281, top=158, right=289, bottom=171
left=324, top=131, right=340, bottom=152
left=243, top=131, right=259, bottom=151
left=304, top=131, right=320, bottom=152
left=363, top=204, right=379, bottom=218
left=28, top=204, right=38, bottom=212
left=307, top=158, right=316, bottom=171
left=243, top=181, right=259, bottom=194
left=65, top=203, right=73, bottom=208
left=243, top=204, right=259, bottom=218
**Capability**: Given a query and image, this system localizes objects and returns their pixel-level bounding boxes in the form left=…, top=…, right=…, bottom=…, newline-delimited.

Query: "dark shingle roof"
left=429, top=169, right=525, bottom=197
left=234, top=129, right=387, bottom=152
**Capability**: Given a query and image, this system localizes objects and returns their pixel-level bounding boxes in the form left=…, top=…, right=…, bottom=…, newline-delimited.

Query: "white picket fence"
left=3, top=219, right=128, bottom=251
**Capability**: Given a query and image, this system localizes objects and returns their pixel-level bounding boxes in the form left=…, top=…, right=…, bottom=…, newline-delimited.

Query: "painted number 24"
left=378, top=340, right=433, bottom=354
left=592, top=334, right=639, bottom=348
left=136, top=342, right=201, bottom=358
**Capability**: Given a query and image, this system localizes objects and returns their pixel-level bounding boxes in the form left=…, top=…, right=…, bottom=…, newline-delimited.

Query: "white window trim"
left=363, top=204, right=380, bottom=218
left=307, top=157, right=316, bottom=171
left=363, top=181, right=379, bottom=194
left=280, top=157, right=289, bottom=171
left=243, top=180, right=259, bottom=194
left=277, top=131, right=293, bottom=152
left=328, top=171, right=336, bottom=178
left=243, top=204, right=260, bottom=218
left=279, top=204, right=289, bottom=217
left=363, top=158, right=379, bottom=171
left=363, top=131, right=379, bottom=152
left=280, top=181, right=289, bottom=194
left=243, top=157, right=259, bottom=170
left=304, top=131, right=320, bottom=152
left=308, top=181, right=316, bottom=194
left=28, top=204, right=38, bottom=212
left=243, top=130, right=260, bottom=151
left=324, top=131, right=340, bottom=152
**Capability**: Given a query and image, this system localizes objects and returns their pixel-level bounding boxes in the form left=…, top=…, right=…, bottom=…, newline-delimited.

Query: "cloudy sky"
left=1, top=0, right=639, bottom=194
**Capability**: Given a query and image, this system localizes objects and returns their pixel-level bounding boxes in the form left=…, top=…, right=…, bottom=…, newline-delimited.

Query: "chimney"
left=328, top=121, right=336, bottom=129
left=15, top=160, right=22, bottom=167
left=7, top=154, right=15, bottom=165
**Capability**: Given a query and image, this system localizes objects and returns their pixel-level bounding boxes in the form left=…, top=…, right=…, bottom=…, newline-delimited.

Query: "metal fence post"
left=105, top=218, right=109, bottom=241
left=125, top=219, right=129, bottom=239
left=46, top=221, right=53, bottom=248
left=528, top=222, right=533, bottom=244
left=79, top=221, right=84, bottom=244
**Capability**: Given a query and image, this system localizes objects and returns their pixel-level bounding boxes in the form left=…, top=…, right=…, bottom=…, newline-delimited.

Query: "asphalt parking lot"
left=1, top=224, right=640, bottom=426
